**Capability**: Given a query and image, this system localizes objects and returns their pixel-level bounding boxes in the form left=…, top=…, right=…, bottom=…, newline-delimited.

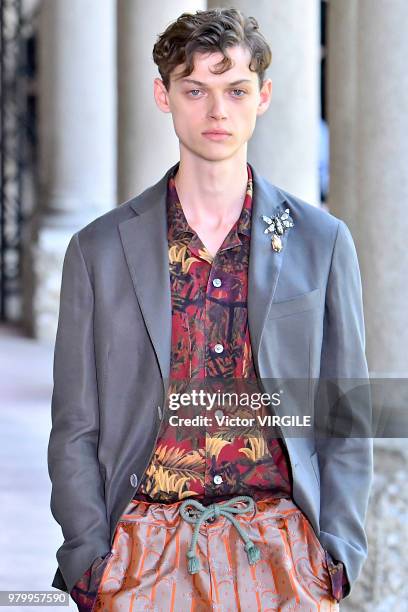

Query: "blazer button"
left=130, top=473, right=138, bottom=488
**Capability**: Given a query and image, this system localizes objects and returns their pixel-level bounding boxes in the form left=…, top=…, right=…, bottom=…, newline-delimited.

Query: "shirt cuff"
left=324, top=549, right=349, bottom=602
left=70, top=554, right=111, bottom=611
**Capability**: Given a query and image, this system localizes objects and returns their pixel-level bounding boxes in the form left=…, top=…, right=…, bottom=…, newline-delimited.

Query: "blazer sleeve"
left=47, top=232, right=111, bottom=594
left=316, top=220, right=373, bottom=598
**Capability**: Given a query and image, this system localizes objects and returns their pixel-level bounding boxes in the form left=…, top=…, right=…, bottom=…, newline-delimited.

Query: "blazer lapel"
left=247, top=164, right=292, bottom=375
left=118, top=162, right=292, bottom=388
left=118, top=165, right=178, bottom=390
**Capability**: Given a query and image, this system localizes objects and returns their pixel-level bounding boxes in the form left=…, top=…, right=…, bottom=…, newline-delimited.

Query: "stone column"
left=328, top=0, right=408, bottom=377
left=328, top=2, right=408, bottom=608
left=117, top=0, right=206, bottom=202
left=33, top=0, right=116, bottom=341
left=208, top=0, right=321, bottom=203
left=326, top=0, right=358, bottom=228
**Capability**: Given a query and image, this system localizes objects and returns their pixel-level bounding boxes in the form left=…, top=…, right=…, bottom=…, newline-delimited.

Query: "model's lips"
left=202, top=130, right=231, bottom=135
left=202, top=130, right=232, bottom=141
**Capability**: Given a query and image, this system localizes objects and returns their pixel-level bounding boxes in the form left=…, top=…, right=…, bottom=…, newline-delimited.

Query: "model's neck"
left=174, top=149, right=249, bottom=226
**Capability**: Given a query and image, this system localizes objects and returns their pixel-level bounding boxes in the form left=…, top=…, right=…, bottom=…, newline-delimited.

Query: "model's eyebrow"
left=180, top=78, right=253, bottom=87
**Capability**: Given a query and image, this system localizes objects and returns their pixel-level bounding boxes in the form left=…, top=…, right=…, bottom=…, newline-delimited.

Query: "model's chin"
left=181, top=139, right=241, bottom=162
left=195, top=149, right=239, bottom=163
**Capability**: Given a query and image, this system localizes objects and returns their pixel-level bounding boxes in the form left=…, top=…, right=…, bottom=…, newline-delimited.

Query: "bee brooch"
left=261, top=208, right=294, bottom=252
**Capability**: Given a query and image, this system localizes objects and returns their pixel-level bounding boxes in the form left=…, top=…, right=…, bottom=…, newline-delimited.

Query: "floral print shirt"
left=134, top=163, right=293, bottom=504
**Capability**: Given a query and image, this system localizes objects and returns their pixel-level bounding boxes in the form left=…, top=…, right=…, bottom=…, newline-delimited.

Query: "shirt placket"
left=186, top=230, right=244, bottom=497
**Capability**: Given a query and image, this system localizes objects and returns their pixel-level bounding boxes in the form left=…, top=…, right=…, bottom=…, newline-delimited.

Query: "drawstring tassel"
left=179, top=496, right=261, bottom=575
left=244, top=540, right=261, bottom=565
left=187, top=550, right=200, bottom=574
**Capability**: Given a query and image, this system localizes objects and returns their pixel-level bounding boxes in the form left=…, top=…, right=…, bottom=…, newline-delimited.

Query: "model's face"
left=154, top=45, right=272, bottom=162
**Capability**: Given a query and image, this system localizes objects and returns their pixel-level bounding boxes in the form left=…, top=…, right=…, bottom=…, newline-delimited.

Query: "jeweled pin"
left=261, top=208, right=294, bottom=252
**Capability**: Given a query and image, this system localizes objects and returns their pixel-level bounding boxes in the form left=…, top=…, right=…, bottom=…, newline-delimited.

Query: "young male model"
left=48, top=8, right=373, bottom=611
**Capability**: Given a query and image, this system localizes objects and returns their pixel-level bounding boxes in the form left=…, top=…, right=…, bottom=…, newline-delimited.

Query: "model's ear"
left=154, top=78, right=171, bottom=113
left=256, top=78, right=272, bottom=117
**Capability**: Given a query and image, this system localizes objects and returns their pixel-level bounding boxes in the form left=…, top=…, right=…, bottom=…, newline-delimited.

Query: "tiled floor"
left=0, top=324, right=77, bottom=609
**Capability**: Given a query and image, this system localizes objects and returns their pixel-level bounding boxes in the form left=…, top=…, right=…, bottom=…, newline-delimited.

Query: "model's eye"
left=188, top=89, right=202, bottom=97
left=231, top=89, right=246, bottom=97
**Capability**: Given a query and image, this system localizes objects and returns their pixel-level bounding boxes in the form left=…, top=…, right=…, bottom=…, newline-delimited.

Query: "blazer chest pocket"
left=267, top=288, right=321, bottom=321
left=259, top=288, right=321, bottom=380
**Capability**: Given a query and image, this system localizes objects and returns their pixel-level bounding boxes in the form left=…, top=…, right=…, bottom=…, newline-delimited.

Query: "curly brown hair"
left=152, top=8, right=272, bottom=91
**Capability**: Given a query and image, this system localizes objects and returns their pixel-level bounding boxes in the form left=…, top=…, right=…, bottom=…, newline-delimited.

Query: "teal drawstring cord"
left=179, top=495, right=261, bottom=574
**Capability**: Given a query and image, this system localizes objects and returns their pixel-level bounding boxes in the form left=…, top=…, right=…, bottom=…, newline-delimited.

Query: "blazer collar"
left=119, top=162, right=290, bottom=390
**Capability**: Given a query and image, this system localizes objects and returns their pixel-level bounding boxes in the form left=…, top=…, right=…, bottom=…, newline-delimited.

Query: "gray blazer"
left=48, top=162, right=373, bottom=598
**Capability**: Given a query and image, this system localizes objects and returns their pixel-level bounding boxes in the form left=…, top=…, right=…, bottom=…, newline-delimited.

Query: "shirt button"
left=214, top=343, right=224, bottom=354
left=212, top=278, right=222, bottom=287
left=214, top=410, right=224, bottom=419
left=130, top=473, right=138, bottom=487
left=213, top=475, right=223, bottom=485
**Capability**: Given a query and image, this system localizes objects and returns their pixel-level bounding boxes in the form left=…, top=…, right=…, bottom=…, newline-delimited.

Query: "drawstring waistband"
left=179, top=495, right=261, bottom=574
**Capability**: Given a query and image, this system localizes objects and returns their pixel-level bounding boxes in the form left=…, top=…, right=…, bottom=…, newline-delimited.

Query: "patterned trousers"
left=91, top=496, right=339, bottom=612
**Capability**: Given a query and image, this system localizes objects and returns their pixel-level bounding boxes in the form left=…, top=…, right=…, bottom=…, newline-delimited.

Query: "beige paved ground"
left=0, top=324, right=77, bottom=610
